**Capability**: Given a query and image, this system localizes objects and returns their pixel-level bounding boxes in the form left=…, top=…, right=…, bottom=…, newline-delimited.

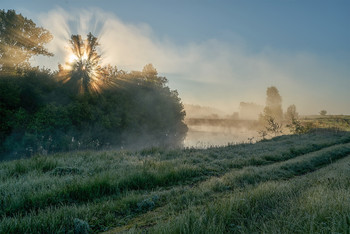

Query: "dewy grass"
left=145, top=182, right=300, bottom=234
left=5, top=155, right=59, bottom=177
left=222, top=143, right=350, bottom=188
left=1, top=162, right=202, bottom=217
left=145, top=155, right=350, bottom=234
left=1, top=130, right=350, bottom=233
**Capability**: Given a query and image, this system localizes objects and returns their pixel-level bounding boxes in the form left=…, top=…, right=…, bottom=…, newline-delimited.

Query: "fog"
left=29, top=7, right=350, bottom=116
left=18, top=7, right=350, bottom=148
left=183, top=104, right=260, bottom=148
left=184, top=124, right=258, bottom=148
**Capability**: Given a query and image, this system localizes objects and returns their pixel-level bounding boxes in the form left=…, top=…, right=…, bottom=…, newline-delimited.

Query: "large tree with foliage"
left=0, top=66, right=188, bottom=159
left=0, top=27, right=187, bottom=159
left=0, top=9, right=53, bottom=74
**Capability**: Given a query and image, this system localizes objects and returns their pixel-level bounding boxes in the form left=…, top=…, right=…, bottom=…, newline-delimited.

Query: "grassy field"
left=1, top=129, right=350, bottom=233
left=301, top=115, right=350, bottom=131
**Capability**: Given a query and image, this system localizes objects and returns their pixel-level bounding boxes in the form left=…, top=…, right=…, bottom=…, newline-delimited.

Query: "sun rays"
left=59, top=33, right=107, bottom=94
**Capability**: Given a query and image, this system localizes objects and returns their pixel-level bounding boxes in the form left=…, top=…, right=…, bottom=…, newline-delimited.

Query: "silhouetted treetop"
left=59, top=33, right=106, bottom=94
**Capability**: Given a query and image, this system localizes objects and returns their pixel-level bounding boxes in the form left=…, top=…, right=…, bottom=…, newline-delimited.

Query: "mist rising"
left=30, top=8, right=350, bottom=116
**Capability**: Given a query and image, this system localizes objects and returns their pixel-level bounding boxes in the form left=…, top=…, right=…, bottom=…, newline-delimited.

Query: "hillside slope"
left=1, top=129, right=350, bottom=233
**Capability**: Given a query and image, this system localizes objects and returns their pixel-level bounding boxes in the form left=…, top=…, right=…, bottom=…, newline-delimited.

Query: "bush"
left=0, top=66, right=187, bottom=160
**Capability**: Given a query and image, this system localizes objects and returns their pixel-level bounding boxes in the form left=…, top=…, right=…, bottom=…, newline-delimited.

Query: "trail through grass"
left=1, top=130, right=350, bottom=233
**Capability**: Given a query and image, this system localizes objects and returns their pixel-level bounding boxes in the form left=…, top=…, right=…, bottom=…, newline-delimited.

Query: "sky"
left=2, top=0, right=350, bottom=115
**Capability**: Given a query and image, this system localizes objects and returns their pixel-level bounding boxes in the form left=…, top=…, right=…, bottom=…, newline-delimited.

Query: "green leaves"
left=0, top=10, right=53, bottom=73
left=0, top=64, right=187, bottom=158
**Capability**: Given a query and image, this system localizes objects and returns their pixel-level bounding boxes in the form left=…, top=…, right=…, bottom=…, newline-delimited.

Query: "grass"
left=301, top=115, right=350, bottom=131
left=1, top=130, right=350, bottom=233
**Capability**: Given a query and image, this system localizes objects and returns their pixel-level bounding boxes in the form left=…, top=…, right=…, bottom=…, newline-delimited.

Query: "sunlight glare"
left=58, top=33, right=109, bottom=94
left=68, top=53, right=78, bottom=63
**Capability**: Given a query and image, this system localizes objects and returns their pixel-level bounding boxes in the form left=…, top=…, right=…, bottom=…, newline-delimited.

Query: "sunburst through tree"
left=59, top=32, right=107, bottom=93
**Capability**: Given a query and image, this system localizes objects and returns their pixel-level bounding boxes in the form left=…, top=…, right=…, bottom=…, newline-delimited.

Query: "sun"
left=68, top=53, right=78, bottom=63
left=59, top=33, right=107, bottom=94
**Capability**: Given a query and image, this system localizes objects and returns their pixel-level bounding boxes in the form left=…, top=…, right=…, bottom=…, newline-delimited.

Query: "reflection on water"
left=184, top=125, right=258, bottom=148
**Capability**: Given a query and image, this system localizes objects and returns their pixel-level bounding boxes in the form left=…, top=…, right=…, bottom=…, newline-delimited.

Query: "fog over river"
left=183, top=121, right=259, bottom=148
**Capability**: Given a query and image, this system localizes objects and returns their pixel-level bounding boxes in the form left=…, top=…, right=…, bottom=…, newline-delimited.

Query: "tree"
left=59, top=33, right=107, bottom=94
left=285, top=104, right=299, bottom=122
left=263, top=86, right=283, bottom=121
left=285, top=104, right=304, bottom=134
left=142, top=63, right=168, bottom=86
left=142, top=63, right=158, bottom=78
left=320, top=110, right=327, bottom=116
left=258, top=86, right=283, bottom=137
left=264, top=115, right=283, bottom=136
left=0, top=64, right=188, bottom=159
left=0, top=10, right=53, bottom=74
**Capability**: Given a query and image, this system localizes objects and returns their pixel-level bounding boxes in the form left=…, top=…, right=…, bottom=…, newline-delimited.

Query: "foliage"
left=263, top=86, right=283, bottom=121
left=1, top=130, right=350, bottom=233
left=0, top=9, right=53, bottom=74
left=263, top=115, right=283, bottom=136
left=320, top=110, right=327, bottom=116
left=0, top=65, right=187, bottom=160
left=301, top=115, right=350, bottom=131
left=285, top=104, right=307, bottom=134
left=257, top=129, right=268, bottom=140
left=259, top=86, right=284, bottom=138
left=285, top=104, right=298, bottom=121
left=287, top=118, right=304, bottom=134
left=58, top=33, right=107, bottom=94
left=0, top=12, right=187, bottom=159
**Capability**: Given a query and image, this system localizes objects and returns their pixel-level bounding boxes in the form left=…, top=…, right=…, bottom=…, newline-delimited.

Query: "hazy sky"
left=3, top=0, right=350, bottom=114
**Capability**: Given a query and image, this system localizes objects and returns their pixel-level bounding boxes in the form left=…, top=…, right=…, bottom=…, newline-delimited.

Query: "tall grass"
left=1, top=130, right=350, bottom=233
left=145, top=156, right=350, bottom=234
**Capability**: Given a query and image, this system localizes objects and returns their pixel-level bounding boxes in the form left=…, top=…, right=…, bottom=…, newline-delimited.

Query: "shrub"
left=0, top=66, right=187, bottom=160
